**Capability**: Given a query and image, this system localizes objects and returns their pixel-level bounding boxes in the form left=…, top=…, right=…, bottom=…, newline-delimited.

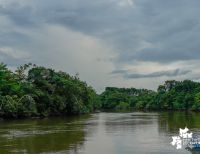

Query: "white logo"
left=171, top=127, right=200, bottom=150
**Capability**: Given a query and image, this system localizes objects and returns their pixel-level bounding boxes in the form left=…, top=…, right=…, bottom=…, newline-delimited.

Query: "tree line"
left=100, top=80, right=200, bottom=111
left=0, top=63, right=101, bottom=118
left=1, top=63, right=200, bottom=118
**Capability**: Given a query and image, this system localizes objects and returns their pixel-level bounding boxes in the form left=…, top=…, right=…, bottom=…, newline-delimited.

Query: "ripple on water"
left=1, top=128, right=80, bottom=139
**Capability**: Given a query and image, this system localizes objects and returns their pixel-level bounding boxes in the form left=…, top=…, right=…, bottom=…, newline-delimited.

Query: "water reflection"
left=1, top=112, right=200, bottom=154
left=0, top=115, right=91, bottom=153
left=158, top=112, right=200, bottom=154
left=158, top=112, right=200, bottom=133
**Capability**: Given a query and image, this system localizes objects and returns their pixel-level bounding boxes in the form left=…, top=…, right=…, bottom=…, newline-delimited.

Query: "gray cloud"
left=1, top=0, right=200, bottom=91
left=0, top=47, right=31, bottom=66
left=1, top=0, right=200, bottom=64
left=0, top=2, right=34, bottom=27
left=112, top=69, right=191, bottom=79
left=111, top=69, right=128, bottom=74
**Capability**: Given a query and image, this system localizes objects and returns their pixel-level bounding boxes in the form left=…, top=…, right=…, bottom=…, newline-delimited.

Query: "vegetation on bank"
left=1, top=62, right=200, bottom=118
left=0, top=63, right=101, bottom=118
left=101, top=80, right=200, bottom=111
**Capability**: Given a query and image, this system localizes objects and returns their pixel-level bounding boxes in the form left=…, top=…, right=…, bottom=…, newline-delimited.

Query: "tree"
left=0, top=63, right=101, bottom=118
left=192, top=92, right=200, bottom=110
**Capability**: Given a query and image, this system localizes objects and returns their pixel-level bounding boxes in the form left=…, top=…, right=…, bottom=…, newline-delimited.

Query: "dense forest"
left=1, top=63, right=200, bottom=118
left=101, top=80, right=200, bottom=111
left=0, top=63, right=101, bottom=118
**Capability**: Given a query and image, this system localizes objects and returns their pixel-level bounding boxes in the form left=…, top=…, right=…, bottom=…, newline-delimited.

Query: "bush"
left=0, top=95, right=18, bottom=118
left=17, top=95, right=37, bottom=117
left=115, top=102, right=130, bottom=111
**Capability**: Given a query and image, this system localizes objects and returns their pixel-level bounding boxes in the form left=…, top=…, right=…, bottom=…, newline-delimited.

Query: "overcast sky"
left=1, top=0, right=200, bottom=93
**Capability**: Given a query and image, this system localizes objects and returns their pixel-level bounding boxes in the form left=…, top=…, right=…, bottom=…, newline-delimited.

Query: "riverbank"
left=1, top=63, right=200, bottom=119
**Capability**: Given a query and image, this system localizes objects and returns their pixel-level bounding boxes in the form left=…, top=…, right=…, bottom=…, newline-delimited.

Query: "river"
left=0, top=112, right=200, bottom=154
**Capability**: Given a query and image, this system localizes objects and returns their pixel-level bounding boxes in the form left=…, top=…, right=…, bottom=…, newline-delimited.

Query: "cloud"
left=0, top=47, right=31, bottom=66
left=0, top=1, right=34, bottom=27
left=13, top=24, right=117, bottom=91
left=117, top=0, right=135, bottom=7
left=111, top=69, right=128, bottom=74
left=0, top=46, right=30, bottom=61
left=1, top=0, right=200, bottom=91
left=112, top=69, right=191, bottom=79
left=1, top=0, right=200, bottom=64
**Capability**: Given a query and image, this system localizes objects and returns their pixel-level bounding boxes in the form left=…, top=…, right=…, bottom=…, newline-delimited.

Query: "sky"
left=0, top=0, right=200, bottom=93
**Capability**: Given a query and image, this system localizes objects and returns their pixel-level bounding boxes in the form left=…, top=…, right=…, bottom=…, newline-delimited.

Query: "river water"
left=0, top=112, right=200, bottom=154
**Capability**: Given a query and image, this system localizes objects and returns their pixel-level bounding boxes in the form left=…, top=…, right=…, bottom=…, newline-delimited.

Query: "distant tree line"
left=1, top=63, right=200, bottom=118
left=100, top=80, right=200, bottom=111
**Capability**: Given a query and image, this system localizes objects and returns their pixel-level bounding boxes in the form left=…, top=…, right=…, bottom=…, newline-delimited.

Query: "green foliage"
left=17, top=95, right=37, bottom=117
left=0, top=63, right=101, bottom=118
left=1, top=62, right=200, bottom=118
left=0, top=95, right=18, bottom=117
left=115, top=102, right=130, bottom=111
left=192, top=92, right=200, bottom=110
left=0, top=95, right=37, bottom=118
left=100, top=80, right=200, bottom=111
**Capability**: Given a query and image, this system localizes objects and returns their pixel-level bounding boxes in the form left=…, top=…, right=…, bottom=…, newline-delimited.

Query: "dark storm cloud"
left=112, top=69, right=191, bottom=79
left=33, top=0, right=200, bottom=64
left=1, top=0, right=200, bottom=70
